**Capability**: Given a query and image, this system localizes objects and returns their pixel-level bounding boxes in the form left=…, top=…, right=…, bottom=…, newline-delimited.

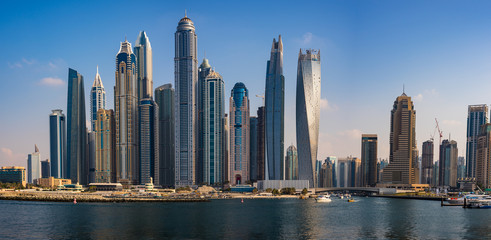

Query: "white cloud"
left=320, top=98, right=338, bottom=112
left=302, top=32, right=313, bottom=45
left=22, top=58, right=36, bottom=65
left=0, top=147, right=25, bottom=167
left=442, top=120, right=462, bottom=126
left=7, top=62, right=22, bottom=68
left=337, top=129, right=363, bottom=139
left=39, top=77, right=65, bottom=86
left=413, top=93, right=423, bottom=102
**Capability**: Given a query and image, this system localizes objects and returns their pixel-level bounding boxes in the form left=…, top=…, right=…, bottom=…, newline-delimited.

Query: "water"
left=1, top=197, right=491, bottom=239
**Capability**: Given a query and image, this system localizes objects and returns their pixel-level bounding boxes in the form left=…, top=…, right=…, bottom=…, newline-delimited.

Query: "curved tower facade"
left=134, top=31, right=153, bottom=99
left=296, top=49, right=321, bottom=188
left=175, top=15, right=198, bottom=186
left=285, top=145, right=298, bottom=180
left=115, top=39, right=138, bottom=184
left=229, top=82, right=250, bottom=185
left=265, top=35, right=285, bottom=180
left=91, top=66, right=106, bottom=131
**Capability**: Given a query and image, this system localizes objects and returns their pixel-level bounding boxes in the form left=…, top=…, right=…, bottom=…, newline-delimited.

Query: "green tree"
left=302, top=188, right=308, bottom=195
left=252, top=188, right=258, bottom=194
left=272, top=189, right=279, bottom=195
left=266, top=188, right=272, bottom=193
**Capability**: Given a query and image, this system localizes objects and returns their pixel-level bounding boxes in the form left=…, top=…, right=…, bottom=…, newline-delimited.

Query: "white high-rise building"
left=90, top=66, right=106, bottom=131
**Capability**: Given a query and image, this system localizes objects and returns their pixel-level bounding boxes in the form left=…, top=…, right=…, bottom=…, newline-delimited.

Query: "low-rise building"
left=88, top=183, right=123, bottom=191
left=37, top=177, right=71, bottom=188
left=0, top=166, right=26, bottom=187
left=257, top=180, right=309, bottom=191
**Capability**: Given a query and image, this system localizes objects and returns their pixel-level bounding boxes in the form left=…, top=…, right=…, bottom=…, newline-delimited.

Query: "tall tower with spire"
left=134, top=31, right=153, bottom=100
left=174, top=14, right=198, bottom=186
left=265, top=35, right=285, bottom=180
left=115, top=39, right=139, bottom=185
left=91, top=66, right=106, bottom=131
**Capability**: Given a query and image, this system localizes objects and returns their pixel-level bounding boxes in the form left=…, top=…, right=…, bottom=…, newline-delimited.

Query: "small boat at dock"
left=315, top=195, right=332, bottom=203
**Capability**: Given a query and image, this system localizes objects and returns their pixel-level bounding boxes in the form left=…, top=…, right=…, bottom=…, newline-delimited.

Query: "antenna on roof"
left=185, top=9, right=187, bottom=17
left=403, top=84, right=405, bottom=94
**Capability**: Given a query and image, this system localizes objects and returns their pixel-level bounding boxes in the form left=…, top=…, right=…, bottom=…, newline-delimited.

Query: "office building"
left=422, top=140, right=434, bottom=185
left=174, top=14, right=198, bottom=187
left=439, top=139, right=458, bottom=187
left=285, top=145, right=298, bottom=180
left=466, top=104, right=488, bottom=178
left=67, top=68, right=87, bottom=185
left=27, top=145, right=41, bottom=184
left=49, top=109, right=66, bottom=179
left=222, top=114, right=229, bottom=183
left=0, top=166, right=26, bottom=187
left=134, top=31, right=153, bottom=100
left=155, top=84, right=175, bottom=187
left=296, top=49, right=321, bottom=188
left=457, top=156, right=466, bottom=180
left=256, top=107, right=266, bottom=181
left=319, top=158, right=334, bottom=188
left=115, top=39, right=138, bottom=185
left=139, top=99, right=159, bottom=185
left=476, top=124, right=491, bottom=189
left=250, top=117, right=258, bottom=181
left=265, top=35, right=285, bottom=180
left=229, top=82, right=250, bottom=185
left=382, top=92, right=419, bottom=185
left=94, top=109, right=115, bottom=183
left=90, top=66, right=106, bottom=131
left=41, top=159, right=50, bottom=178
left=361, top=134, right=377, bottom=187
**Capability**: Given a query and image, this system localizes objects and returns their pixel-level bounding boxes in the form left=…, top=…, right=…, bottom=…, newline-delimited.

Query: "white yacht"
left=315, top=195, right=332, bottom=203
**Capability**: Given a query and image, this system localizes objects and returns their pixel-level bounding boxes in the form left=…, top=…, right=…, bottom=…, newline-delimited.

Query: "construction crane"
left=435, top=118, right=443, bottom=144
left=256, top=94, right=265, bottom=106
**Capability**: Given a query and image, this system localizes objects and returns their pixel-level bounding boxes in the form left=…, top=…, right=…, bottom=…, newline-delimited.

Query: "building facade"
left=115, top=39, right=138, bottom=185
left=134, top=31, right=153, bottom=100
left=139, top=99, right=159, bottom=185
left=296, top=49, right=321, bottom=188
left=90, top=66, right=106, bottom=131
left=285, top=145, right=298, bottom=180
left=476, top=124, right=491, bottom=189
left=155, top=84, right=175, bottom=187
left=265, top=35, right=285, bottom=180
left=27, top=145, right=41, bottom=184
left=422, top=140, right=434, bottom=185
left=382, top=92, right=419, bottom=185
left=0, top=166, right=26, bottom=187
left=439, top=139, right=458, bottom=187
left=94, top=109, right=115, bottom=183
left=466, top=104, right=488, bottom=178
left=67, top=68, right=87, bottom=185
left=41, top=159, right=50, bottom=178
left=250, top=117, right=258, bottom=182
left=361, top=134, right=377, bottom=187
left=174, top=15, right=198, bottom=187
left=256, top=106, right=266, bottom=181
left=229, top=82, right=250, bottom=185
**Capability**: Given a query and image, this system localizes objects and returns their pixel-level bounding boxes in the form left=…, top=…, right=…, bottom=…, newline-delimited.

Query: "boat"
left=347, top=198, right=355, bottom=203
left=466, top=196, right=491, bottom=208
left=447, top=194, right=487, bottom=204
left=315, top=195, right=332, bottom=203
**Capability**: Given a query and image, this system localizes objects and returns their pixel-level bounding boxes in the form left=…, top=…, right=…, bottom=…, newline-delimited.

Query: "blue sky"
left=1, top=0, right=491, bottom=167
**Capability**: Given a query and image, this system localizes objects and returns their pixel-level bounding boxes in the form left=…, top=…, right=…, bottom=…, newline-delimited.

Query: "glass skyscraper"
left=296, top=49, right=321, bottom=188
left=285, top=145, right=298, bottom=180
left=422, top=140, right=434, bottom=185
left=174, top=15, right=198, bottom=186
left=439, top=139, right=458, bottom=187
left=115, top=39, right=138, bottom=185
left=250, top=117, right=258, bottom=182
left=361, top=134, right=377, bottom=187
left=49, top=109, right=66, bottom=179
left=27, top=145, right=41, bottom=184
left=67, top=68, right=87, bottom=185
left=229, top=82, right=250, bottom=185
left=155, top=84, right=175, bottom=187
left=139, top=99, right=159, bottom=185
left=90, top=66, right=105, bottom=131
left=265, top=36, right=285, bottom=180
left=94, top=109, right=115, bottom=183
left=134, top=31, right=153, bottom=100
left=466, top=104, right=488, bottom=178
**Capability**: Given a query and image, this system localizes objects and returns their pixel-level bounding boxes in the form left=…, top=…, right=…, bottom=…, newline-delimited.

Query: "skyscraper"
left=134, top=31, right=153, bottom=100
left=382, top=92, right=419, bottom=185
left=361, top=134, right=377, bottom=187
left=115, top=39, right=138, bottom=185
left=439, top=139, right=458, bottom=187
left=196, top=58, right=211, bottom=184
left=139, top=99, right=159, bottom=185
left=296, top=49, right=321, bottom=188
left=155, top=84, right=175, bottom=187
left=41, top=159, right=50, bottom=178
left=27, top=145, right=41, bottom=184
left=422, top=140, right=434, bottom=185
left=90, top=66, right=106, bottom=131
left=466, top=104, right=488, bottom=178
left=175, top=15, right=198, bottom=187
left=229, top=82, right=250, bottom=185
left=250, top=117, right=258, bottom=182
left=222, top=114, right=229, bottom=183
left=476, top=124, right=491, bottom=189
left=49, top=109, right=66, bottom=179
left=67, top=68, right=87, bottom=185
left=94, top=109, right=115, bottom=183
left=285, top=145, right=298, bottom=180
left=265, top=36, right=285, bottom=180
left=256, top=106, right=265, bottom=181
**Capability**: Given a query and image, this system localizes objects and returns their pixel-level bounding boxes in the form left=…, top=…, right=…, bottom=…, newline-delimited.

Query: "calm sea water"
left=0, top=197, right=490, bottom=239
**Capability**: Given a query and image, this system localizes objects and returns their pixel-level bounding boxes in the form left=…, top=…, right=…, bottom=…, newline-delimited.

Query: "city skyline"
left=3, top=1, right=491, bottom=168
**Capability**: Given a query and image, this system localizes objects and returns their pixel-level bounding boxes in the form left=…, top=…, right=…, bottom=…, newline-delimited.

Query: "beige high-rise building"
left=382, top=92, right=419, bottom=185
left=476, top=124, right=491, bottom=189
left=95, top=109, right=116, bottom=183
